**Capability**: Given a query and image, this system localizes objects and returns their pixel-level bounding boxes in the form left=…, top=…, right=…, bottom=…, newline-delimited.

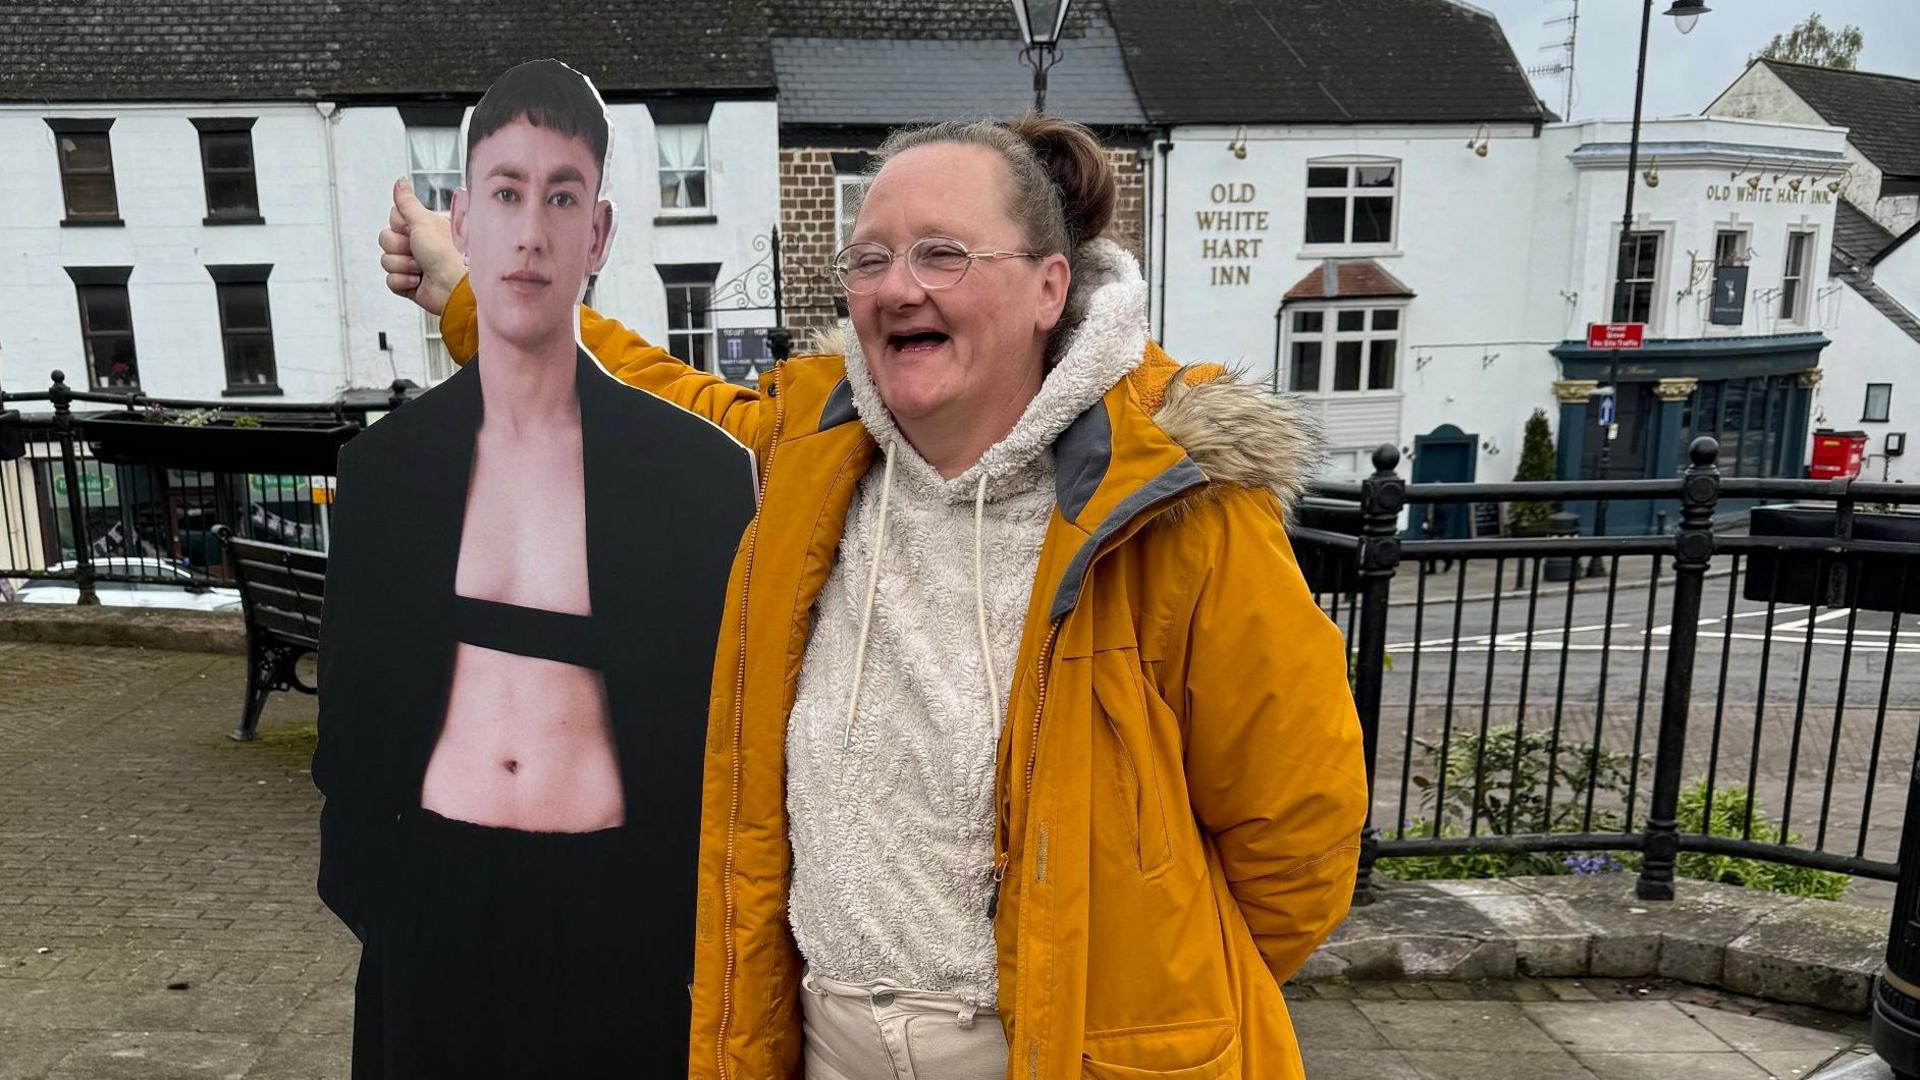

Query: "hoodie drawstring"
left=973, top=474, right=1000, bottom=725
left=842, top=449, right=1004, bottom=749
left=843, top=442, right=898, bottom=748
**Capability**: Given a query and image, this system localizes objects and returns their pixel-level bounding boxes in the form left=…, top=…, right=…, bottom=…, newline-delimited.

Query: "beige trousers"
left=800, top=968, right=1008, bottom=1080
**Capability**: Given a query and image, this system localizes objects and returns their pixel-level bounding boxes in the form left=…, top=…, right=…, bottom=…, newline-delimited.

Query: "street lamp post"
left=1588, top=0, right=1709, bottom=574
left=1011, top=0, right=1072, bottom=113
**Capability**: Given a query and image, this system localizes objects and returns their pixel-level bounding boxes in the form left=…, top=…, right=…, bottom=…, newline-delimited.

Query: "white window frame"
left=1281, top=302, right=1406, bottom=396
left=834, top=173, right=868, bottom=249
left=1864, top=383, right=1892, bottom=424
left=1301, top=156, right=1401, bottom=255
left=1604, top=222, right=1673, bottom=335
left=405, top=124, right=462, bottom=213
left=1779, top=225, right=1818, bottom=327
left=422, top=312, right=452, bottom=384
left=664, top=276, right=717, bottom=372
left=657, top=122, right=711, bottom=215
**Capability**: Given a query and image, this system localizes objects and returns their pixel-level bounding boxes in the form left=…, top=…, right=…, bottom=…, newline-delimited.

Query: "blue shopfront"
left=1549, top=332, right=1829, bottom=535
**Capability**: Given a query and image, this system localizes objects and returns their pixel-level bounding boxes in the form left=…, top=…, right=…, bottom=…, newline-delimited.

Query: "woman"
left=383, top=114, right=1367, bottom=1080
left=321, top=60, right=753, bottom=1078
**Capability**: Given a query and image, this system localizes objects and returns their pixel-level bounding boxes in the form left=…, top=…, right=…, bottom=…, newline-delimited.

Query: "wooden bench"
left=214, top=525, right=325, bottom=741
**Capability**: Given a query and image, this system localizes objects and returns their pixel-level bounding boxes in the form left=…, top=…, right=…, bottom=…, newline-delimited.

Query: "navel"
left=503, top=759, right=520, bottom=775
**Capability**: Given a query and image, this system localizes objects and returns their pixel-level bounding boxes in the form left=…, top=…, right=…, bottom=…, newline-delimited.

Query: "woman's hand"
left=379, top=176, right=462, bottom=316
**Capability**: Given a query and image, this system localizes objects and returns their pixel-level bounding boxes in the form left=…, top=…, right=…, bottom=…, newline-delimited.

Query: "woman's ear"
left=1036, top=252, right=1072, bottom=335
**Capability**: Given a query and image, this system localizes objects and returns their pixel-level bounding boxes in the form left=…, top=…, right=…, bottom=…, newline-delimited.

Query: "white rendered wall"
left=1816, top=281, right=1920, bottom=483
left=0, top=103, right=347, bottom=405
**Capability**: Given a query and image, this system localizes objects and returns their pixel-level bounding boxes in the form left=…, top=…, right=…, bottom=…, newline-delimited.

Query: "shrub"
left=1373, top=728, right=1851, bottom=900
left=1509, top=408, right=1558, bottom=530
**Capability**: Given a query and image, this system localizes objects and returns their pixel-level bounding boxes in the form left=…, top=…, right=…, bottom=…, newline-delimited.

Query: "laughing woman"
left=382, top=114, right=1368, bottom=1080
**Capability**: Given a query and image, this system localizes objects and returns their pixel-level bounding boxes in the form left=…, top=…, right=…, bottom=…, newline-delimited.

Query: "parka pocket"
left=1090, top=638, right=1175, bottom=877
left=1082, top=1018, right=1241, bottom=1079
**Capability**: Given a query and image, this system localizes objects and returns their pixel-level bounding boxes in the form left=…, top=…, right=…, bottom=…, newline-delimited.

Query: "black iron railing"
left=1304, top=438, right=1920, bottom=902
left=0, top=371, right=389, bottom=602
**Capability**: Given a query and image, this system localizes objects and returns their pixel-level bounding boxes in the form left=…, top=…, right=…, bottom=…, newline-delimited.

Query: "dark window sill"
left=89, top=384, right=142, bottom=396
left=222, top=385, right=284, bottom=398
left=654, top=214, right=718, bottom=227
left=204, top=214, right=266, bottom=226
left=61, top=218, right=124, bottom=228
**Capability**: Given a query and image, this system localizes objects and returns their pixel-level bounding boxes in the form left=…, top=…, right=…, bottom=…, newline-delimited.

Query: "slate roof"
left=773, top=18, right=1145, bottom=127
left=1762, top=60, right=1920, bottom=179
left=770, top=0, right=1104, bottom=40
left=1107, top=0, right=1547, bottom=125
left=1831, top=199, right=1897, bottom=274
left=1282, top=260, right=1415, bottom=303
left=0, top=1, right=774, bottom=103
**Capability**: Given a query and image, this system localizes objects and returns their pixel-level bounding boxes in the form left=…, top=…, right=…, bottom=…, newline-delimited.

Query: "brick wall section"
left=778, top=148, right=847, bottom=336
left=778, top=144, right=1150, bottom=338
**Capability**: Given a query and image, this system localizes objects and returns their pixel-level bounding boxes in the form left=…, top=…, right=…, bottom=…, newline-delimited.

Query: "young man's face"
left=451, top=118, right=614, bottom=355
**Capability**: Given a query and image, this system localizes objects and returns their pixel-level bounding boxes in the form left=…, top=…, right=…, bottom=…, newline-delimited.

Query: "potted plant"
left=1507, top=409, right=1558, bottom=537
left=81, top=404, right=357, bottom=475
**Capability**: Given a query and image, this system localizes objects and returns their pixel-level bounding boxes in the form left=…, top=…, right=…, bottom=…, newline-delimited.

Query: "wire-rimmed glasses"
left=832, top=235, right=1045, bottom=295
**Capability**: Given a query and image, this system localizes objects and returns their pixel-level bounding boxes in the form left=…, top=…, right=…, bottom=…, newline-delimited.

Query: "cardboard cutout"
left=313, top=60, right=756, bottom=1077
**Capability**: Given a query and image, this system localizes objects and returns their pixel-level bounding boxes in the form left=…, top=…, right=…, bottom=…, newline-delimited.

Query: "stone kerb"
left=1297, top=875, right=1888, bottom=1014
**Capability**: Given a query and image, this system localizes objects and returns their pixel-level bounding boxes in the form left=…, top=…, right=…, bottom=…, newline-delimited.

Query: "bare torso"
left=419, top=405, right=625, bottom=832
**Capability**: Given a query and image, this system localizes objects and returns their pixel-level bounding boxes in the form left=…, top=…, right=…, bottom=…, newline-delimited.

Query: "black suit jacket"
left=313, top=348, right=754, bottom=980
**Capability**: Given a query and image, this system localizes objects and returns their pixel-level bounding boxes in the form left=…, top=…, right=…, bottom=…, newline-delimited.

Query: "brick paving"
left=0, top=641, right=1884, bottom=1078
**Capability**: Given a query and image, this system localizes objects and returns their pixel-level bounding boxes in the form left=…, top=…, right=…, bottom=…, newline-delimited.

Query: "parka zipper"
left=717, top=362, right=785, bottom=1080
left=990, top=618, right=1060, bottom=919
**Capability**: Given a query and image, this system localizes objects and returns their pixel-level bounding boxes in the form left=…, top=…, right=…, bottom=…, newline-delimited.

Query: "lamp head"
left=1663, top=0, right=1710, bottom=34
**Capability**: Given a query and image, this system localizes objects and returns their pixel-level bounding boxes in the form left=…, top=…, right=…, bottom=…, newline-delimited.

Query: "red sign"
left=1588, top=322, right=1646, bottom=349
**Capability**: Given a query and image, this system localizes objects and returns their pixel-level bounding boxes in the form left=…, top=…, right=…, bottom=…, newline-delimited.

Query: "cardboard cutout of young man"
left=312, top=60, right=756, bottom=1077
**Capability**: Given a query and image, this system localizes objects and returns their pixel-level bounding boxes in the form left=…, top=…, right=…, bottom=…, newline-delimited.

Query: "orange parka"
left=442, top=279, right=1368, bottom=1080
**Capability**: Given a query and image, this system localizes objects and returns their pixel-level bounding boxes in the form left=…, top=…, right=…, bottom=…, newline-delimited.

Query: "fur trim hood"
left=811, top=238, right=1324, bottom=513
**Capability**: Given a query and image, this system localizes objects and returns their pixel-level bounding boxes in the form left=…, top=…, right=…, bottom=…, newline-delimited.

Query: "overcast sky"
left=1468, top=0, right=1920, bottom=121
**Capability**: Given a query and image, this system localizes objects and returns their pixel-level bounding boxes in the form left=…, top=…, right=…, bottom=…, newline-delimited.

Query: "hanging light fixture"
left=1664, top=0, right=1711, bottom=35
left=1643, top=160, right=1661, bottom=188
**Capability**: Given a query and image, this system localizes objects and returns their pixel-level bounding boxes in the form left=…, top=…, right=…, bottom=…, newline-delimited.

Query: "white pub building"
left=1121, top=0, right=1849, bottom=534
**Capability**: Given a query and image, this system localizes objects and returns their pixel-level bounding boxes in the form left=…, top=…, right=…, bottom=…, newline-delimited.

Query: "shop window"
left=1284, top=305, right=1402, bottom=394
left=47, top=118, right=119, bottom=223
left=1865, top=383, right=1892, bottom=423
left=1688, top=375, right=1799, bottom=477
left=1303, top=159, right=1397, bottom=248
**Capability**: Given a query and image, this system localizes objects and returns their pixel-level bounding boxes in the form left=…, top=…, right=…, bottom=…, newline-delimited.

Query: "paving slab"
left=1396, top=1049, right=1596, bottom=1079
left=1575, top=1051, right=1772, bottom=1079
left=1287, top=999, right=1390, bottom=1049
left=1523, top=1000, right=1728, bottom=1053
left=1752, top=1048, right=1859, bottom=1079
left=1675, top=1001, right=1864, bottom=1054
left=43, top=1030, right=264, bottom=1080
left=1354, top=1001, right=1562, bottom=1053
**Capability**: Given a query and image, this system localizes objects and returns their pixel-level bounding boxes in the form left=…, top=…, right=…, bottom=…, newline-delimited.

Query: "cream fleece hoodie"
left=784, top=240, right=1149, bottom=1006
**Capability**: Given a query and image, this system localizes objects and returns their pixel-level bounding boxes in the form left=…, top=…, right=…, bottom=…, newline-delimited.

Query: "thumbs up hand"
left=380, top=176, right=461, bottom=315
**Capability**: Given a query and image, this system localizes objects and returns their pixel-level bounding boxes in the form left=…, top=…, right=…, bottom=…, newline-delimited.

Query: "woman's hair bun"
left=1005, top=113, right=1116, bottom=247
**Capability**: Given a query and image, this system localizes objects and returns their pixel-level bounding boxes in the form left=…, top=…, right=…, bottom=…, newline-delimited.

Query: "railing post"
left=1635, top=436, right=1719, bottom=900
left=1352, top=444, right=1405, bottom=900
left=1871, top=755, right=1920, bottom=1078
left=49, top=370, right=98, bottom=605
